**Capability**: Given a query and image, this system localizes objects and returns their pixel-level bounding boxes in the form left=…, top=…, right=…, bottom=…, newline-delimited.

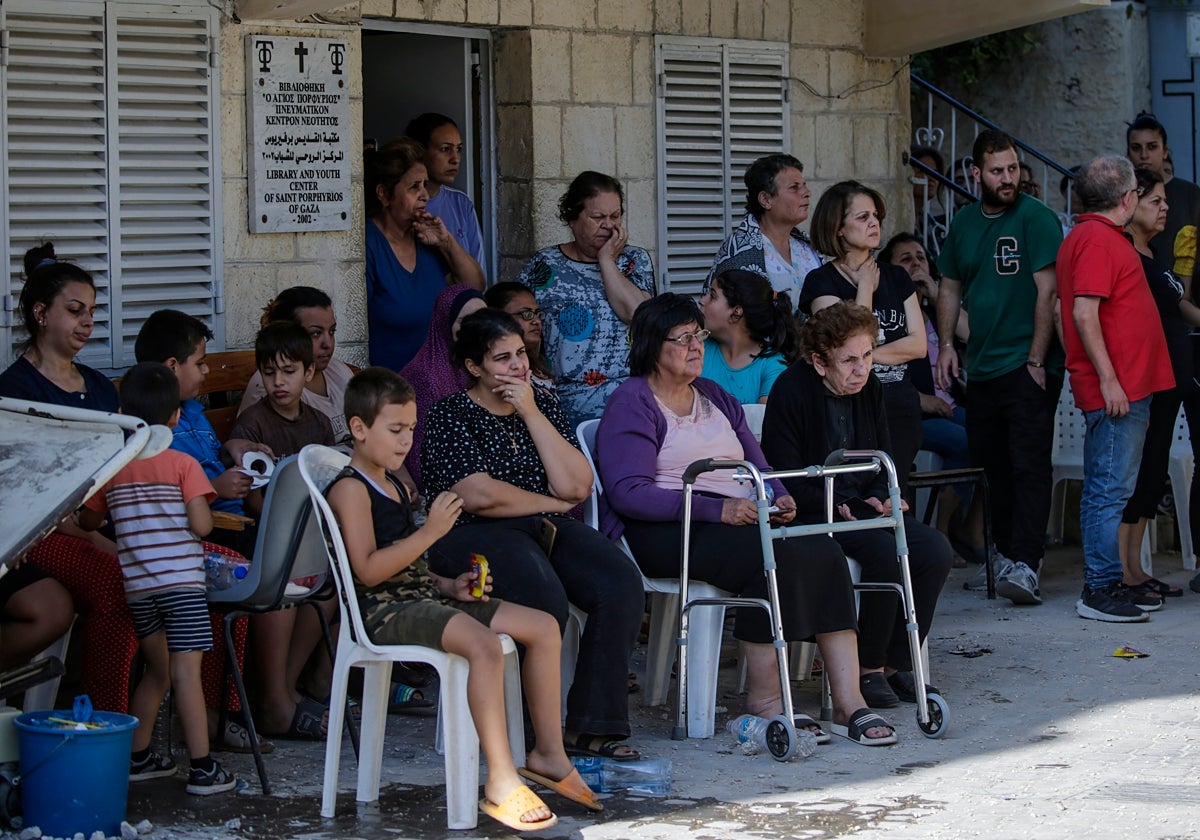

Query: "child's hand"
left=212, top=468, right=253, bottom=500
left=450, top=569, right=491, bottom=602
left=422, top=491, right=463, bottom=539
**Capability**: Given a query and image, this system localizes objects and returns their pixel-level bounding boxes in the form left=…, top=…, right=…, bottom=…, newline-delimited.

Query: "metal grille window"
left=1, top=0, right=221, bottom=370
left=655, top=36, right=789, bottom=295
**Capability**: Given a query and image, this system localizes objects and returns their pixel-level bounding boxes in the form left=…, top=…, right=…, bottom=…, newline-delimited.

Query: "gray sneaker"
left=964, top=551, right=1014, bottom=592
left=995, top=560, right=1042, bottom=605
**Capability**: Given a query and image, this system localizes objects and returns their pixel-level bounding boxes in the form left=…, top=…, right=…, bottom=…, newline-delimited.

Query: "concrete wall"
left=228, top=0, right=913, bottom=359
left=914, top=1, right=1148, bottom=214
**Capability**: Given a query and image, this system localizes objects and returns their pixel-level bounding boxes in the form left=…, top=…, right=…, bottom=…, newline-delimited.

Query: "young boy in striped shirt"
left=79, top=362, right=238, bottom=795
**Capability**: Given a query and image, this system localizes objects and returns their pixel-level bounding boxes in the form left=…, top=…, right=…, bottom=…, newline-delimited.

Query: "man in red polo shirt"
left=1057, top=155, right=1174, bottom=623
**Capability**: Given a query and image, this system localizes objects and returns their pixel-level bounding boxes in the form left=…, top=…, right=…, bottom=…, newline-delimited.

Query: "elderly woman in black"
left=761, top=303, right=953, bottom=709
left=421, top=308, right=644, bottom=760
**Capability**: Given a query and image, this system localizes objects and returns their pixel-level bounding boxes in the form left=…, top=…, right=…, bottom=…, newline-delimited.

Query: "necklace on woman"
left=468, top=391, right=522, bottom=453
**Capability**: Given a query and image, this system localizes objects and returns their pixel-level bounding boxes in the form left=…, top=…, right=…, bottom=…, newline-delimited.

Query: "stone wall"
left=219, top=19, right=367, bottom=363
left=227, top=0, right=913, bottom=357
left=913, top=1, right=1148, bottom=215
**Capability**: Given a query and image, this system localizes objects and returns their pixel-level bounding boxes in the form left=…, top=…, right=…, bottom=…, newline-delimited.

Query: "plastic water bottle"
left=570, top=756, right=672, bottom=795
left=204, top=552, right=249, bottom=591
left=726, top=714, right=818, bottom=758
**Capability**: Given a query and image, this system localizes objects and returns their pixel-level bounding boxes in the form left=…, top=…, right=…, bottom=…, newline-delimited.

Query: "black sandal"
left=565, top=733, right=641, bottom=762
left=1133, top=578, right=1183, bottom=598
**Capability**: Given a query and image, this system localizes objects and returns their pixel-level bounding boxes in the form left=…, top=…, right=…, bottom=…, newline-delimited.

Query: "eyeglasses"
left=512, top=308, right=543, bottom=322
left=664, top=328, right=711, bottom=346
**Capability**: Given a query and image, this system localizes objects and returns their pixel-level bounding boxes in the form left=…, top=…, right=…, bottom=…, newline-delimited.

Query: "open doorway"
left=361, top=24, right=495, bottom=279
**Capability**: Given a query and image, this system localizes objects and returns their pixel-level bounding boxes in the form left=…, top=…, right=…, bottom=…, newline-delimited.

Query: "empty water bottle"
left=204, top=552, right=249, bottom=591
left=727, top=714, right=817, bottom=759
left=570, top=756, right=672, bottom=795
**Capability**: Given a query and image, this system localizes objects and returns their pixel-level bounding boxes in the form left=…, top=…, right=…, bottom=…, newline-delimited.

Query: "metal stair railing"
left=909, top=72, right=1075, bottom=249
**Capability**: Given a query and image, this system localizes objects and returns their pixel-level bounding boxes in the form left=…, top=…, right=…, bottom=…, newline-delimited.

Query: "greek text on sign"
left=246, top=35, right=351, bottom=233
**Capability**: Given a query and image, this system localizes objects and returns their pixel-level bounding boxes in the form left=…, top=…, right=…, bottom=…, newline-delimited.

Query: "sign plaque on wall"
left=246, top=35, right=351, bottom=233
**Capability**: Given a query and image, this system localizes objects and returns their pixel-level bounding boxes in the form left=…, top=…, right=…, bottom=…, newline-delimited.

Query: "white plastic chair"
left=1049, top=375, right=1086, bottom=543
left=576, top=419, right=730, bottom=739
left=19, top=621, right=74, bottom=711
left=298, top=445, right=525, bottom=830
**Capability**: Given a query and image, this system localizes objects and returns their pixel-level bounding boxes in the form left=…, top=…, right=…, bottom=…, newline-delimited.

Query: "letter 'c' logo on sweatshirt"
left=994, top=236, right=1020, bottom=275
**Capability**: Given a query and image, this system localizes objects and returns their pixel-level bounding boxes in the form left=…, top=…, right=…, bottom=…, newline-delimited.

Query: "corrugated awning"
left=865, top=0, right=1111, bottom=56
left=236, top=0, right=355, bottom=21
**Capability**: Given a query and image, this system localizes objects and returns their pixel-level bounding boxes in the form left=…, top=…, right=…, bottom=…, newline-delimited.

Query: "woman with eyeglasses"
left=484, top=282, right=555, bottom=390
left=596, top=294, right=896, bottom=746
left=516, top=171, right=655, bottom=427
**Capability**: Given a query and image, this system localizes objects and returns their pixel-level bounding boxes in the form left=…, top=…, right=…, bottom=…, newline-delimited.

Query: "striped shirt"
left=85, top=449, right=216, bottom=599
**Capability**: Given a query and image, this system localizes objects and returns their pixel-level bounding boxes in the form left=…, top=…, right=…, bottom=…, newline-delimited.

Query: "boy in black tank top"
left=325, top=368, right=601, bottom=831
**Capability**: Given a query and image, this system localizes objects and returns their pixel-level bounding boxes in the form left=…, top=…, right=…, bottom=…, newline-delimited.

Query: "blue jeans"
left=1081, top=398, right=1151, bottom=589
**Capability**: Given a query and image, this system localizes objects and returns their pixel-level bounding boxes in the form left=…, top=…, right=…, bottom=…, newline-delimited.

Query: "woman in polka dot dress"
left=517, top=171, right=655, bottom=427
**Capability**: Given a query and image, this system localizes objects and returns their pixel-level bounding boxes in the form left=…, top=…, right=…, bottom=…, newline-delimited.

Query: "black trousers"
left=965, top=367, right=1062, bottom=570
left=882, top=378, right=924, bottom=501
left=622, top=519, right=857, bottom=644
left=831, top=515, right=953, bottom=671
left=428, top=516, right=642, bottom=738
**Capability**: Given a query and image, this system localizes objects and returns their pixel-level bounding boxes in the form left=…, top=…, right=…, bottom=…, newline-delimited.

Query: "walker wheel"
left=766, top=715, right=797, bottom=761
left=918, top=693, right=949, bottom=739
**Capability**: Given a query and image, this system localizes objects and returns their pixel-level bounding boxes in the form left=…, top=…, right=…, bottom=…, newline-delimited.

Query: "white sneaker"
left=995, top=560, right=1043, bottom=605
left=964, top=551, right=1014, bottom=592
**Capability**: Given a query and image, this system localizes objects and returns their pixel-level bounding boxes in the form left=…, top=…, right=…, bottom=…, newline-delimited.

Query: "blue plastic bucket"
left=14, top=709, right=138, bottom=837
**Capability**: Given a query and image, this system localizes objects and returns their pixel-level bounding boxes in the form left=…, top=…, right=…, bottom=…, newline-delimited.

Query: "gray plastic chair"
left=207, top=454, right=356, bottom=793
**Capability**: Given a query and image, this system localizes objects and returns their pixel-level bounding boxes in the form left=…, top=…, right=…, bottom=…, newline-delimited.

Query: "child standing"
left=79, top=363, right=238, bottom=795
left=325, top=368, right=600, bottom=831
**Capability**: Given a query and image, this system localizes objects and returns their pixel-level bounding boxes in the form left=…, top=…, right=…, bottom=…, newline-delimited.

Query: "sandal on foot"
left=860, top=672, right=899, bottom=708
left=1132, top=577, right=1183, bottom=598
left=628, top=670, right=640, bottom=694
left=565, top=733, right=641, bottom=762
left=518, top=766, right=603, bottom=812
left=831, top=708, right=897, bottom=747
left=388, top=682, right=437, bottom=715
left=276, top=696, right=326, bottom=740
left=479, top=785, right=558, bottom=832
left=213, top=719, right=275, bottom=754
left=793, top=713, right=831, bottom=745
left=885, top=671, right=941, bottom=704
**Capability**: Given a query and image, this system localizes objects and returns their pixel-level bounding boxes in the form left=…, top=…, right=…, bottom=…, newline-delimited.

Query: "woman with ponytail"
left=698, top=269, right=801, bottom=404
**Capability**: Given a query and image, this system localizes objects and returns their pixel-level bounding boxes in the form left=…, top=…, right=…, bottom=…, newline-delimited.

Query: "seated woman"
left=879, top=233, right=982, bottom=564
left=484, top=282, right=555, bottom=391
left=596, top=293, right=896, bottom=746
left=400, top=284, right=486, bottom=492
left=761, top=303, right=953, bottom=709
left=421, top=309, right=645, bottom=759
left=699, top=269, right=801, bottom=404
left=801, top=182, right=927, bottom=498
left=238, top=286, right=355, bottom=444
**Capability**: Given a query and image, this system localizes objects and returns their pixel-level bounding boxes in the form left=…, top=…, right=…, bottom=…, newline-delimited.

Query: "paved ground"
left=16, top=544, right=1200, bottom=839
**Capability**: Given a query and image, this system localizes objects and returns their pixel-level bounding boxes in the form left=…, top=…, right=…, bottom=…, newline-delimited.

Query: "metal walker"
left=675, top=449, right=950, bottom=760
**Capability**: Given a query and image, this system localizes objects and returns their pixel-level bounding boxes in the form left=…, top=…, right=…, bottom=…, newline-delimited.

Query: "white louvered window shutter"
left=1, top=0, right=221, bottom=371
left=655, top=37, right=789, bottom=296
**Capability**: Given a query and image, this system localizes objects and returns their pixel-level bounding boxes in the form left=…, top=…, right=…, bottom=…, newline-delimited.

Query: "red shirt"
left=1056, top=214, right=1174, bottom=412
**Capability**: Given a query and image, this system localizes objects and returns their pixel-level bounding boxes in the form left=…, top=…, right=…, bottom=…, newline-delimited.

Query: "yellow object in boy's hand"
left=470, top=553, right=489, bottom=599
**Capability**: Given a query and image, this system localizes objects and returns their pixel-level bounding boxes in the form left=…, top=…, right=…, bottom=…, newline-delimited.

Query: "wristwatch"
left=1026, top=359, right=1044, bottom=368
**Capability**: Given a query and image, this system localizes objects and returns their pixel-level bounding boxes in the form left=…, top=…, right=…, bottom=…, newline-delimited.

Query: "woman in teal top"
left=699, top=269, right=802, bottom=403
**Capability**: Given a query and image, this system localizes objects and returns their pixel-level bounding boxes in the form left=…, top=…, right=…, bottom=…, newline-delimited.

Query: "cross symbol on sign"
left=295, top=40, right=309, bottom=73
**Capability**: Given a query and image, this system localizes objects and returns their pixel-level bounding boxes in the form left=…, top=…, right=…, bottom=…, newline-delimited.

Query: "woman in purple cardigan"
left=595, top=294, right=896, bottom=746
